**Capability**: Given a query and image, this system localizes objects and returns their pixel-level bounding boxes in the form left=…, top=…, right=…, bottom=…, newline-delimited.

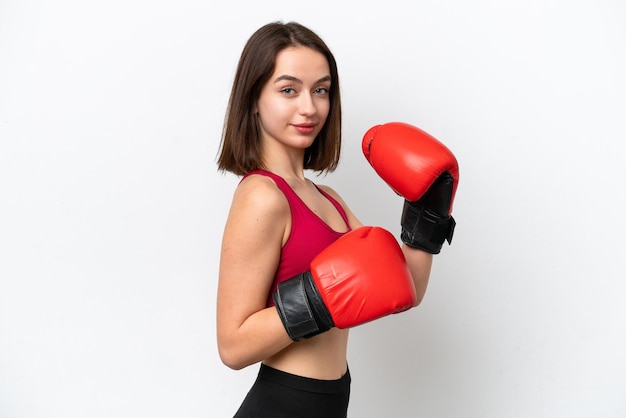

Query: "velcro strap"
left=273, top=273, right=320, bottom=341
left=432, top=215, right=456, bottom=245
left=401, top=201, right=455, bottom=254
left=302, top=273, right=334, bottom=335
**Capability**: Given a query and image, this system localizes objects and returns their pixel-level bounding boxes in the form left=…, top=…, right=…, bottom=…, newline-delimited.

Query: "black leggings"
left=233, top=363, right=351, bottom=418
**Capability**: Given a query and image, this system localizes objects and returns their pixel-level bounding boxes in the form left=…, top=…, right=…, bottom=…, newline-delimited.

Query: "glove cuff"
left=272, top=272, right=334, bottom=341
left=400, top=200, right=456, bottom=254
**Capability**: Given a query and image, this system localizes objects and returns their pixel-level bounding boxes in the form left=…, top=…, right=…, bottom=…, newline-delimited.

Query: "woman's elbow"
left=218, top=331, right=265, bottom=370
left=220, top=356, right=246, bottom=371
left=218, top=343, right=249, bottom=371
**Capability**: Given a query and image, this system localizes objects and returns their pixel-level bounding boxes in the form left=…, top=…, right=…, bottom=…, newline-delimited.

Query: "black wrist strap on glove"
left=272, top=272, right=334, bottom=341
left=401, top=200, right=456, bottom=254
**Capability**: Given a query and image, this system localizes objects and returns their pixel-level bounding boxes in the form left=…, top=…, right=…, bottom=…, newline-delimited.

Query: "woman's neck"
left=261, top=152, right=306, bottom=182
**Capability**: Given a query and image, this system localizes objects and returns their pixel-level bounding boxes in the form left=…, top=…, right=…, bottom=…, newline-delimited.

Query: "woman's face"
left=256, top=46, right=331, bottom=155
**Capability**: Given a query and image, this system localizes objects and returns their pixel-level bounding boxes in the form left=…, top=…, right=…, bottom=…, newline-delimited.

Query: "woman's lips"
left=293, top=124, right=316, bottom=134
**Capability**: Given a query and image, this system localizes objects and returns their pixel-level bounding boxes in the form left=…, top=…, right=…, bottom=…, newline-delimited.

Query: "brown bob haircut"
left=217, top=21, right=342, bottom=176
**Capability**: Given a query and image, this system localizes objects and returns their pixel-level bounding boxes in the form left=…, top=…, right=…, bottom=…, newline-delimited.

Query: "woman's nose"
left=298, top=93, right=316, bottom=115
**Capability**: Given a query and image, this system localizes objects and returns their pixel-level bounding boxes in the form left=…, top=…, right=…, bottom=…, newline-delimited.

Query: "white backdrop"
left=1, top=1, right=625, bottom=417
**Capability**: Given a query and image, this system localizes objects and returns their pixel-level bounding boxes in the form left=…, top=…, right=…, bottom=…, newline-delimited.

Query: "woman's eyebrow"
left=274, top=75, right=331, bottom=84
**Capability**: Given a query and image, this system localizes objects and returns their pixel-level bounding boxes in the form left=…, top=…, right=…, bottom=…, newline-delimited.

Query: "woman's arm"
left=402, top=245, right=433, bottom=307
left=216, top=176, right=293, bottom=370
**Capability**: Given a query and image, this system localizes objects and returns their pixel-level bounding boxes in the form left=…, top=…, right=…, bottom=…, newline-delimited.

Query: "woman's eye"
left=281, top=87, right=295, bottom=95
left=315, top=87, right=329, bottom=95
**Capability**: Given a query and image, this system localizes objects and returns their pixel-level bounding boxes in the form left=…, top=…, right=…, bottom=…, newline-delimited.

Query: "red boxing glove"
left=273, top=226, right=416, bottom=340
left=362, top=122, right=459, bottom=253
left=311, top=226, right=416, bottom=328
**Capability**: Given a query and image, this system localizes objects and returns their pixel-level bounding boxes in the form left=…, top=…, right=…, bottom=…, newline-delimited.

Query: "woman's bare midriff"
left=262, top=328, right=349, bottom=380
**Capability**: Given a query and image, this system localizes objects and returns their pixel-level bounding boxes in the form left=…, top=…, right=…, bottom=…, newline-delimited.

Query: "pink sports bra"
left=243, top=170, right=352, bottom=307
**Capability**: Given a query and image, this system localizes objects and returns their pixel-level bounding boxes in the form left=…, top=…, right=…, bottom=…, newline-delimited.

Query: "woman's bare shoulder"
left=316, top=183, right=342, bottom=201
left=226, top=173, right=290, bottom=233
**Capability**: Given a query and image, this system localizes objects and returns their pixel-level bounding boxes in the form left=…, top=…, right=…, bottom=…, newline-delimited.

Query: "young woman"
left=216, top=21, right=457, bottom=418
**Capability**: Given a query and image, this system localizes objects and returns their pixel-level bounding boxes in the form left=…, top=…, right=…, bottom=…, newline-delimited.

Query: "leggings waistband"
left=258, top=363, right=351, bottom=394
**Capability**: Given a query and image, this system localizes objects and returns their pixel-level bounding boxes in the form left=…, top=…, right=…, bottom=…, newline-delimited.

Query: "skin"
left=217, top=46, right=433, bottom=379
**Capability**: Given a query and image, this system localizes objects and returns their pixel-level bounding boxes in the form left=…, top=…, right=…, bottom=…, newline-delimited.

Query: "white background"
left=1, top=0, right=625, bottom=417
